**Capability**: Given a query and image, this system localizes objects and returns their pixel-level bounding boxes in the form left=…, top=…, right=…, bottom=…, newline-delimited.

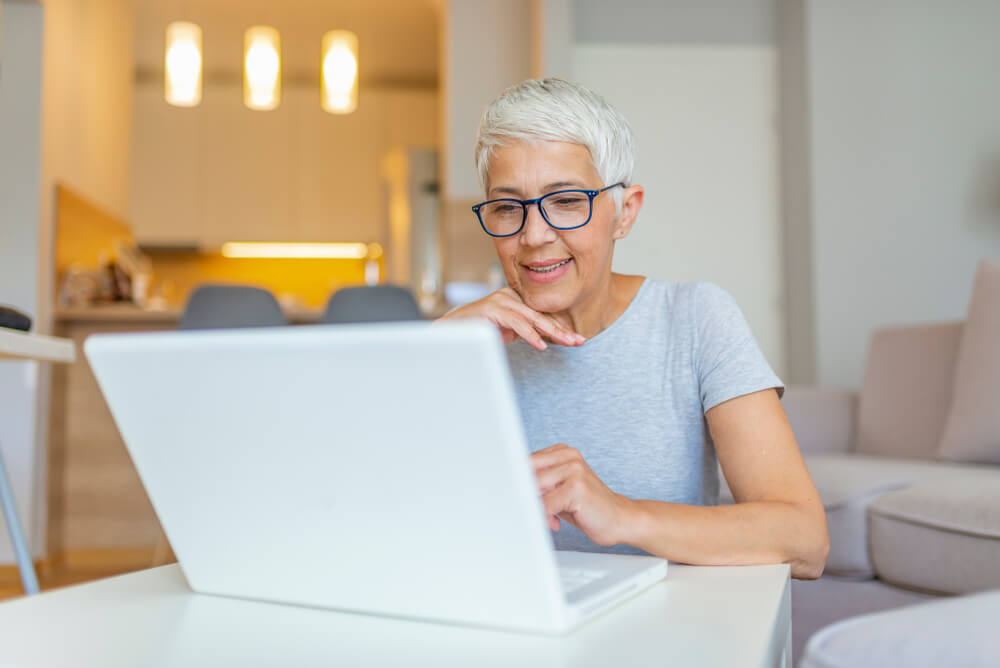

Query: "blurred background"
left=1, top=0, right=999, bottom=597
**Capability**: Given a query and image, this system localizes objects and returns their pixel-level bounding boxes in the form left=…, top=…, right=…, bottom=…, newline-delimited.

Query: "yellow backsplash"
left=54, top=183, right=386, bottom=311
left=148, top=253, right=382, bottom=310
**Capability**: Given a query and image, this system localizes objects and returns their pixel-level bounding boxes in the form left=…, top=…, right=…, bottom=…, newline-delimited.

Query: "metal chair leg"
left=0, top=441, right=40, bottom=595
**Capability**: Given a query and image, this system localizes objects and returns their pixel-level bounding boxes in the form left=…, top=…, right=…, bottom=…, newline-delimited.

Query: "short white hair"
left=474, top=78, right=636, bottom=206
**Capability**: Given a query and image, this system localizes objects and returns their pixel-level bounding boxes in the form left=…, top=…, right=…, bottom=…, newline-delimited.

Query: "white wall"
left=0, top=0, right=135, bottom=564
left=0, top=0, right=44, bottom=562
left=806, top=0, right=1000, bottom=389
left=568, top=0, right=786, bottom=378
left=573, top=44, right=786, bottom=378
left=441, top=0, right=532, bottom=200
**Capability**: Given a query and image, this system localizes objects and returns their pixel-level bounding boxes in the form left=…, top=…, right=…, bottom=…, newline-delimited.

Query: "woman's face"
left=485, top=140, right=638, bottom=315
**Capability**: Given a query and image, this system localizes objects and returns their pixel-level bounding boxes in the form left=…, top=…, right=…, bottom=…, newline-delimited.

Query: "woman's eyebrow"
left=490, top=181, right=585, bottom=197
left=542, top=181, right=584, bottom=191
left=490, top=186, right=523, bottom=197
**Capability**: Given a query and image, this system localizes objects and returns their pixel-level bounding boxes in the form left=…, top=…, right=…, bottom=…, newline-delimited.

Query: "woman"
left=439, top=78, right=828, bottom=579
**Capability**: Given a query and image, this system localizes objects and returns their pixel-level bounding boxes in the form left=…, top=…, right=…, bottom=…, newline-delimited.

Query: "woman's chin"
left=520, top=287, right=573, bottom=315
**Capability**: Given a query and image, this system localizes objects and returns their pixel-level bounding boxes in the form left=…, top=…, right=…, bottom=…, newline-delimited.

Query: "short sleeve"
left=693, top=282, right=784, bottom=413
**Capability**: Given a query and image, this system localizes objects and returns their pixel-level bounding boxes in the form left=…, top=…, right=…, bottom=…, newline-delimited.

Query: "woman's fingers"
left=532, top=443, right=579, bottom=470
left=523, top=309, right=585, bottom=346
left=437, top=288, right=586, bottom=349
left=494, top=305, right=572, bottom=351
left=505, top=316, right=548, bottom=351
left=539, top=481, right=576, bottom=521
left=535, top=460, right=581, bottom=492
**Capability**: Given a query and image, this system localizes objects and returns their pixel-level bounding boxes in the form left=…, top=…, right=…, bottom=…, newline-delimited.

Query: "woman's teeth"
left=529, top=259, right=571, bottom=273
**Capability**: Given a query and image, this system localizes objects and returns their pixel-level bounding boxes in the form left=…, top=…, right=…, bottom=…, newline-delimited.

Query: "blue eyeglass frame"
left=471, top=182, right=625, bottom=238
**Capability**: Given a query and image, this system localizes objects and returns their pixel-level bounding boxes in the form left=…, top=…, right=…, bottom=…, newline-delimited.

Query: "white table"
left=0, top=328, right=75, bottom=595
left=0, top=562, right=791, bottom=667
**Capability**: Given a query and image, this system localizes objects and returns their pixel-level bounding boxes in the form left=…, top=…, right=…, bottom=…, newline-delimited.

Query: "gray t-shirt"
left=506, top=278, right=783, bottom=555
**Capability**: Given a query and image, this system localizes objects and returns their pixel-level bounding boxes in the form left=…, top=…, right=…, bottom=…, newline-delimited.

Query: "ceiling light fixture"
left=321, top=30, right=358, bottom=114
left=165, top=21, right=202, bottom=107
left=220, top=242, right=373, bottom=259
left=243, top=26, right=281, bottom=110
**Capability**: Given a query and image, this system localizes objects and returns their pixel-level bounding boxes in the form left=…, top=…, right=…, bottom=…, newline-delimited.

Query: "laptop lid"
left=85, top=321, right=570, bottom=631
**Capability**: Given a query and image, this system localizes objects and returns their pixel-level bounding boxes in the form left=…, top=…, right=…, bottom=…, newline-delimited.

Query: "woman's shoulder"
left=639, top=279, right=738, bottom=318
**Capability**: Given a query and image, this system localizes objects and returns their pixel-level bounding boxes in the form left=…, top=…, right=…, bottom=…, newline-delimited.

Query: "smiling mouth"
left=525, top=258, right=572, bottom=273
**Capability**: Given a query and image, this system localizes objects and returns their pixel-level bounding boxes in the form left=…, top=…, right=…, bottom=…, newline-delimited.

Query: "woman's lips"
left=522, top=257, right=573, bottom=283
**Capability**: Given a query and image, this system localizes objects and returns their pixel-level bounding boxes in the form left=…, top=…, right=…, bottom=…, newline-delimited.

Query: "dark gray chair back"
left=179, top=284, right=287, bottom=330
left=321, top=285, right=421, bottom=324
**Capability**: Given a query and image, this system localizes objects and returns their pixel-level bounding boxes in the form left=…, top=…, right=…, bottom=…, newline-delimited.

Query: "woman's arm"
left=628, top=389, right=828, bottom=578
left=533, top=389, right=829, bottom=580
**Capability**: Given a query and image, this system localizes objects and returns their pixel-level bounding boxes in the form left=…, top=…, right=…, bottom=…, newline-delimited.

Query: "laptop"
left=84, top=320, right=666, bottom=634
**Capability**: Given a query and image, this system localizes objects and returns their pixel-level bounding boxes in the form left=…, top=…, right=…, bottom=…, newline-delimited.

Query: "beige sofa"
left=735, top=262, right=1000, bottom=664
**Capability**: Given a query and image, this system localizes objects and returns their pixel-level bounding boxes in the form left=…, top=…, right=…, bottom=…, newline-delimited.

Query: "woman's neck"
left=549, top=273, right=644, bottom=339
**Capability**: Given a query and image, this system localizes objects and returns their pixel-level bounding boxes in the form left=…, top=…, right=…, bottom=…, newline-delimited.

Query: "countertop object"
left=0, top=305, right=31, bottom=332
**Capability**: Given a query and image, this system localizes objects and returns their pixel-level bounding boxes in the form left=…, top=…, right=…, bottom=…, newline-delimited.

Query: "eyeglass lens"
left=480, top=191, right=592, bottom=236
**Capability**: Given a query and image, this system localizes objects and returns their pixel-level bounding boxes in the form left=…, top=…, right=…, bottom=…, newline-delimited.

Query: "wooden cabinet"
left=130, top=82, right=437, bottom=246
left=49, top=315, right=174, bottom=562
left=48, top=307, right=324, bottom=563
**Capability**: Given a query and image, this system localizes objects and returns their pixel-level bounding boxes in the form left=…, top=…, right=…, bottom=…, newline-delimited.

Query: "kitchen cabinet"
left=130, top=82, right=437, bottom=246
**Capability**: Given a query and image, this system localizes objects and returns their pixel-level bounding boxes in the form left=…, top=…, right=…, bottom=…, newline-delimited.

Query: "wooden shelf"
left=0, top=328, right=75, bottom=363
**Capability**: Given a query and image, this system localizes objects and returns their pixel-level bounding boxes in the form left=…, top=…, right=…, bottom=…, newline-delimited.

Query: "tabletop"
left=0, top=328, right=75, bottom=363
left=0, top=562, right=791, bottom=668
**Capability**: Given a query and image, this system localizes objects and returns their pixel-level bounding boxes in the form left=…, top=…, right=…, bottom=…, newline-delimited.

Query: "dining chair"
left=321, top=285, right=422, bottom=324
left=179, top=284, right=288, bottom=330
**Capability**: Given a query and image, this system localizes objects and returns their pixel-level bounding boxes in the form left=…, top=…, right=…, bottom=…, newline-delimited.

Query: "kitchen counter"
left=56, top=304, right=323, bottom=324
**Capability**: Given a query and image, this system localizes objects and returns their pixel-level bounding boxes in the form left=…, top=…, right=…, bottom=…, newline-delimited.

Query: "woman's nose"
left=520, top=203, right=557, bottom=246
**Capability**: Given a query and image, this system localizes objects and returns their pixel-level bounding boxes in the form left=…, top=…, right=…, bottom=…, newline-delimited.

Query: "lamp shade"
left=244, top=26, right=281, bottom=110
left=165, top=21, right=202, bottom=107
left=321, top=30, right=358, bottom=114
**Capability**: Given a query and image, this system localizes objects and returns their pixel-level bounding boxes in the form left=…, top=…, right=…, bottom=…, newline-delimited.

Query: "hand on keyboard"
left=532, top=443, right=635, bottom=547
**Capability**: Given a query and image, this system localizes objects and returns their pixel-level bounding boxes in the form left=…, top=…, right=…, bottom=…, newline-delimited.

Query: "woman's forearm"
left=619, top=498, right=829, bottom=580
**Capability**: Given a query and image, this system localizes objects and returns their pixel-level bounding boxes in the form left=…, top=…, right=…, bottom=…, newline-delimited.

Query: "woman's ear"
left=612, top=185, right=644, bottom=241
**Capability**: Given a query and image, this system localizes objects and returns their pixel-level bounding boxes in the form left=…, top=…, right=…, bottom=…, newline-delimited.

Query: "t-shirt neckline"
left=559, top=277, right=651, bottom=350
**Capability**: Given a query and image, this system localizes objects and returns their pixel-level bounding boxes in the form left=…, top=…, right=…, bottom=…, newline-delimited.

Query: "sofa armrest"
left=782, top=385, right=857, bottom=455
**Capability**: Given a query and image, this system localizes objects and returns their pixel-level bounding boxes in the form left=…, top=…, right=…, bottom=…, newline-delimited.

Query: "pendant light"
left=321, top=30, right=358, bottom=114
left=165, top=21, right=202, bottom=107
left=243, top=26, right=281, bottom=110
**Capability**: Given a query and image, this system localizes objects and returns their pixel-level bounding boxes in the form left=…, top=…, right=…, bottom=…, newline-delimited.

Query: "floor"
left=0, top=550, right=176, bottom=603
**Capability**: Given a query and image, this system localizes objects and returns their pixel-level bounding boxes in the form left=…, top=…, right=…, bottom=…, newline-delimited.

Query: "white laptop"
left=84, top=320, right=666, bottom=634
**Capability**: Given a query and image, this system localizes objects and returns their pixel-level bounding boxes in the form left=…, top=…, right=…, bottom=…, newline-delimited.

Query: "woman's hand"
left=436, top=288, right=585, bottom=350
left=532, top=443, right=634, bottom=546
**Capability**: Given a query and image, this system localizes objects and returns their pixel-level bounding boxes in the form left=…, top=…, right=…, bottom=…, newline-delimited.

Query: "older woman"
left=439, top=78, right=828, bottom=579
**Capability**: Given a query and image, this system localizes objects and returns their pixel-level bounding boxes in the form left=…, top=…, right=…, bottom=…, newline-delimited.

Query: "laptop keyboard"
left=558, top=568, right=607, bottom=594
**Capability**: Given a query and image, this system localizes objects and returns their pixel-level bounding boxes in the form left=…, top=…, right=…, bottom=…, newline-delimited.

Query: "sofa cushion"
left=938, top=261, right=1000, bottom=464
left=798, top=455, right=992, bottom=577
left=869, top=477, right=1000, bottom=594
left=856, top=322, right=963, bottom=459
left=800, top=589, right=1000, bottom=668
left=781, top=386, right=857, bottom=455
left=720, top=455, right=994, bottom=578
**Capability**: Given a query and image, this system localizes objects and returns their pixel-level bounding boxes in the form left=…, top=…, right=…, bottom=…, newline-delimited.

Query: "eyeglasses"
left=471, top=183, right=625, bottom=238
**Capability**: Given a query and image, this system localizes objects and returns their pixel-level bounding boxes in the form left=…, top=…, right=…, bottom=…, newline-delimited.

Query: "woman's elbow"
left=790, top=519, right=830, bottom=580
